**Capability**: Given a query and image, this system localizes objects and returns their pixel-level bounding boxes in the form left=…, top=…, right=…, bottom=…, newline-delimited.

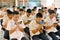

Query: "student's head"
left=54, top=8, right=57, bottom=12
left=23, top=6, right=26, bottom=11
left=19, top=9, right=23, bottom=15
left=32, top=9, right=35, bottom=13
left=2, top=5, right=7, bottom=12
left=36, top=13, right=43, bottom=22
left=7, top=10, right=13, bottom=19
left=38, top=9, right=43, bottom=13
left=26, top=9, right=31, bottom=17
left=13, top=11, right=19, bottom=22
left=42, top=7, right=47, bottom=12
left=33, top=6, right=37, bottom=11
left=17, top=7, right=20, bottom=12
left=48, top=10, right=56, bottom=18
left=12, top=6, right=15, bottom=11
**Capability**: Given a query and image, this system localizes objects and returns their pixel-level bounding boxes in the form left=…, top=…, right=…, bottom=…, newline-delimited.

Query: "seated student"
left=44, top=10, right=60, bottom=40
left=42, top=7, right=49, bottom=19
left=38, top=9, right=43, bottom=13
left=19, top=9, right=24, bottom=20
left=0, top=6, right=3, bottom=26
left=54, top=8, right=57, bottom=14
left=2, top=10, right=13, bottom=29
left=0, top=6, right=3, bottom=19
left=12, top=6, right=15, bottom=12
left=23, top=6, right=26, bottom=12
left=6, top=11, right=27, bottom=40
left=22, top=9, right=32, bottom=25
left=33, top=6, right=37, bottom=14
left=2, top=5, right=7, bottom=17
left=16, top=7, right=20, bottom=12
left=28, top=13, right=49, bottom=40
left=30, top=9, right=36, bottom=20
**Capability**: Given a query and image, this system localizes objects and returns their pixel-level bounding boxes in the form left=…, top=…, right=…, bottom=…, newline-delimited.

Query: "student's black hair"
left=17, top=7, right=20, bottom=9
left=38, top=9, right=42, bottom=11
left=7, top=10, right=13, bottom=15
left=27, top=9, right=31, bottom=13
left=0, top=6, right=2, bottom=9
left=20, top=9, right=23, bottom=11
left=54, top=8, right=57, bottom=10
left=48, top=10, right=55, bottom=15
left=23, top=6, right=26, bottom=9
left=36, top=13, right=43, bottom=18
left=13, top=11, right=19, bottom=15
left=48, top=9, right=51, bottom=12
left=42, top=7, right=47, bottom=9
left=32, top=9, right=35, bottom=11
left=33, top=6, right=37, bottom=9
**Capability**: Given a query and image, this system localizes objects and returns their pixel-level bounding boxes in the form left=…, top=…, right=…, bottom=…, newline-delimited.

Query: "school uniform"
left=6, top=19, right=26, bottom=40
left=22, top=14, right=32, bottom=22
left=2, top=16, right=11, bottom=28
left=43, top=12, right=49, bottom=19
left=19, top=15, right=23, bottom=20
left=28, top=20, right=49, bottom=40
left=30, top=14, right=36, bottom=20
left=21, top=14, right=32, bottom=27
left=44, top=17, right=60, bottom=40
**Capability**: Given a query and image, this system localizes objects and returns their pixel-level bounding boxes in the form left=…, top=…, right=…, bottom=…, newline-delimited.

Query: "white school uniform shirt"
left=2, top=16, right=10, bottom=26
left=44, top=17, right=58, bottom=33
left=22, top=14, right=32, bottom=22
left=2, top=11, right=7, bottom=20
left=19, top=15, right=23, bottom=20
left=43, top=12, right=49, bottom=19
left=28, top=20, right=40, bottom=36
left=30, top=14, right=36, bottom=20
left=21, top=14, right=32, bottom=27
left=0, top=10, right=4, bottom=20
left=6, top=19, right=25, bottom=40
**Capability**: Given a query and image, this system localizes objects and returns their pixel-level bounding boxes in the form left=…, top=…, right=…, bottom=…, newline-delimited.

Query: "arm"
left=9, top=26, right=17, bottom=34
left=31, top=24, right=43, bottom=34
left=24, top=21, right=31, bottom=25
left=45, top=24, right=55, bottom=30
left=18, top=26, right=24, bottom=32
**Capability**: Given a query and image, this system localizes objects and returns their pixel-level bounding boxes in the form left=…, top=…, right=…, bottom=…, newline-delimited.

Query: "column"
left=15, top=0, right=18, bottom=7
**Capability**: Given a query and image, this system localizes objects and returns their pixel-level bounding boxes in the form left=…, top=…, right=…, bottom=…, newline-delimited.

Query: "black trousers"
left=32, top=33, right=49, bottom=40
left=11, top=38, right=17, bottom=40
left=11, top=37, right=28, bottom=40
left=48, top=32, right=59, bottom=40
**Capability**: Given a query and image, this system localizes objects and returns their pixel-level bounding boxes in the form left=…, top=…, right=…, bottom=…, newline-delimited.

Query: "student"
left=28, top=13, right=49, bottom=40
left=42, top=7, right=49, bottom=19
left=54, top=8, right=57, bottom=13
left=12, top=6, right=15, bottom=12
left=33, top=6, right=37, bottom=14
left=2, top=5, right=7, bottom=16
left=30, top=9, right=36, bottom=20
left=33, top=6, right=37, bottom=11
left=16, top=7, right=20, bottom=12
left=0, top=6, right=3, bottom=25
left=44, top=10, right=60, bottom=40
left=2, top=10, right=13, bottom=29
left=23, top=6, right=26, bottom=12
left=19, top=9, right=24, bottom=20
left=6, top=11, right=27, bottom=40
left=22, top=9, right=32, bottom=25
left=38, top=9, right=43, bottom=13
